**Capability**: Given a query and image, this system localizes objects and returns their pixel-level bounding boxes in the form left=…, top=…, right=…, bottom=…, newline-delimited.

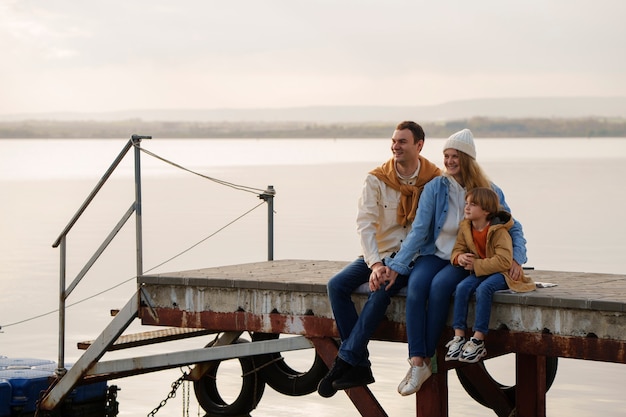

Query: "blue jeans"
left=405, top=255, right=470, bottom=358
left=327, top=257, right=408, bottom=367
left=452, top=273, right=507, bottom=335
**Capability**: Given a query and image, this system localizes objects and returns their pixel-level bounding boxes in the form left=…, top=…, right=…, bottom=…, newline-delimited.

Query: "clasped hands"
left=457, top=253, right=524, bottom=281
left=369, top=263, right=399, bottom=291
left=457, top=253, right=476, bottom=271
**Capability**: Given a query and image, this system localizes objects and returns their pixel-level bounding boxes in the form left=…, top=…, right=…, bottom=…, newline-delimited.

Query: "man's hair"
left=396, top=121, right=425, bottom=143
left=466, top=187, right=500, bottom=220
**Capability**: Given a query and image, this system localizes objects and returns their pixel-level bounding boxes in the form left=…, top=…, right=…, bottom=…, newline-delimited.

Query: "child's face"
left=464, top=198, right=490, bottom=221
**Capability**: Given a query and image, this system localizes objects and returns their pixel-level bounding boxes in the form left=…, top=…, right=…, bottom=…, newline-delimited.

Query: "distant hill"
left=2, top=117, right=625, bottom=138
left=2, top=97, right=626, bottom=122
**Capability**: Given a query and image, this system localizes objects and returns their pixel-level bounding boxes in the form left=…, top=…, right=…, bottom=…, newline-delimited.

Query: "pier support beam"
left=516, top=354, right=547, bottom=417
left=310, top=337, right=388, bottom=417
left=415, top=368, right=448, bottom=416
left=40, top=292, right=139, bottom=410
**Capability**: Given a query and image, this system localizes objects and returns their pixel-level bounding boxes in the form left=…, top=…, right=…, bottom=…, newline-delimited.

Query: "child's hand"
left=458, top=253, right=475, bottom=271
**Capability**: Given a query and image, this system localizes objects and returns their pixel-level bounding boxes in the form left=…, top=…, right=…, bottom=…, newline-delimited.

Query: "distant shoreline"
left=1, top=117, right=625, bottom=139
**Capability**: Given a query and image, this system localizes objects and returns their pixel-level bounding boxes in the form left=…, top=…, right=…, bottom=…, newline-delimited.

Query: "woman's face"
left=443, top=148, right=461, bottom=177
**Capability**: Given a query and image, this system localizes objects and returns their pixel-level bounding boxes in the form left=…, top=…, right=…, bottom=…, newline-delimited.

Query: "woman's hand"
left=383, top=267, right=399, bottom=291
left=509, top=261, right=523, bottom=281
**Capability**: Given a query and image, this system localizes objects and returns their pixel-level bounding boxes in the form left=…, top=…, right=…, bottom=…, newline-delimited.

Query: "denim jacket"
left=385, top=175, right=527, bottom=276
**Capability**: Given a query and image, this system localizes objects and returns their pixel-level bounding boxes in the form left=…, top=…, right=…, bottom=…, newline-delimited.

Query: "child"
left=445, top=187, right=535, bottom=363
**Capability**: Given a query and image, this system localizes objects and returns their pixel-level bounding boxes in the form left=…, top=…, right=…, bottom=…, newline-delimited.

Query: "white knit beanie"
left=443, top=128, right=476, bottom=159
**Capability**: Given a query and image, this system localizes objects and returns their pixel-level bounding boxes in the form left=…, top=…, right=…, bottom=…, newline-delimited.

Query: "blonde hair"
left=456, top=151, right=490, bottom=191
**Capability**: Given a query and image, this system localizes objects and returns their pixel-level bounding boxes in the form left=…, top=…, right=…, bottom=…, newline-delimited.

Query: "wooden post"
left=415, top=348, right=449, bottom=416
left=310, top=337, right=388, bottom=417
left=416, top=369, right=448, bottom=416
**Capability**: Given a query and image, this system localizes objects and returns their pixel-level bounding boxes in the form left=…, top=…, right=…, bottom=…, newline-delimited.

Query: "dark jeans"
left=452, top=272, right=507, bottom=335
left=405, top=255, right=470, bottom=358
left=327, top=257, right=408, bottom=367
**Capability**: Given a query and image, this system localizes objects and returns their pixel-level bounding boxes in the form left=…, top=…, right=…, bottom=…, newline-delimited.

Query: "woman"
left=369, top=128, right=527, bottom=396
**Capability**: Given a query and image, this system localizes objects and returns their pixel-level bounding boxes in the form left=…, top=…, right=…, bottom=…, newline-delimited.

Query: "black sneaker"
left=332, top=365, right=375, bottom=390
left=459, top=337, right=487, bottom=363
left=444, top=336, right=466, bottom=361
left=317, top=357, right=351, bottom=398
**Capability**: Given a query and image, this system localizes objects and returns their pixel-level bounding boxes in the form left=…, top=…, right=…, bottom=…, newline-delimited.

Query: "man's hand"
left=369, top=263, right=387, bottom=291
left=369, top=264, right=399, bottom=291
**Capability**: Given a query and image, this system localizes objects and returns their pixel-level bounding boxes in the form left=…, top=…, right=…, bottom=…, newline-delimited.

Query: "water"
left=1, top=137, right=626, bottom=416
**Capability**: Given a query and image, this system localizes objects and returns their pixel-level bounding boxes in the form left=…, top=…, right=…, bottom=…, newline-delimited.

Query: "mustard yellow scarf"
left=370, top=156, right=441, bottom=226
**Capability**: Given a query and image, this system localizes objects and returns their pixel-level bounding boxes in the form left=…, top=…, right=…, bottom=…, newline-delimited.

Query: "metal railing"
left=51, top=134, right=276, bottom=374
left=51, top=134, right=149, bottom=373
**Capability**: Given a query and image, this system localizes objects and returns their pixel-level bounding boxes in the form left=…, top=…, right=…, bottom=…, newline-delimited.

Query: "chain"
left=147, top=368, right=190, bottom=417
left=182, top=379, right=190, bottom=417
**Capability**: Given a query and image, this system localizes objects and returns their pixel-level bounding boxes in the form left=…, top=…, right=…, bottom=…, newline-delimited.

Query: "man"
left=317, top=121, right=441, bottom=398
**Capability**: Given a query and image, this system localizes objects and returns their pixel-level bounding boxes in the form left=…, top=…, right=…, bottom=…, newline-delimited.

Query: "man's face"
left=391, top=129, right=423, bottom=164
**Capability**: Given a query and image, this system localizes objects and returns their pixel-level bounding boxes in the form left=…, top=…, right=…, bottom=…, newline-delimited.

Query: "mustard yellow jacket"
left=451, top=211, right=535, bottom=292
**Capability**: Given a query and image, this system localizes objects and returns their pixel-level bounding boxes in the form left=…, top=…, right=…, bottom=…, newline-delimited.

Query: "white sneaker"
left=397, top=358, right=432, bottom=396
left=397, top=358, right=412, bottom=394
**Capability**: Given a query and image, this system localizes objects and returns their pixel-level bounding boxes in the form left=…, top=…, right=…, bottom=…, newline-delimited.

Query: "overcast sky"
left=1, top=0, right=624, bottom=114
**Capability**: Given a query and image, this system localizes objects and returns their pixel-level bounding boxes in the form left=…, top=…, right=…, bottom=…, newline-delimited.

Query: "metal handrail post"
left=132, top=135, right=146, bottom=280
left=57, top=236, right=67, bottom=374
left=259, top=185, right=275, bottom=261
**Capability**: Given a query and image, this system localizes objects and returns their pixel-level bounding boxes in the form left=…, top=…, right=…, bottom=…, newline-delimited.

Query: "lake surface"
left=1, top=137, right=625, bottom=416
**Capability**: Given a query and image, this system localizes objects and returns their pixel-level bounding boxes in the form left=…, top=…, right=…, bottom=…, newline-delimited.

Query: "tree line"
left=1, top=117, right=625, bottom=139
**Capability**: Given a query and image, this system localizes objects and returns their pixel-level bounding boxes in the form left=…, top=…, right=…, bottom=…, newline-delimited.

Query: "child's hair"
left=466, top=187, right=500, bottom=220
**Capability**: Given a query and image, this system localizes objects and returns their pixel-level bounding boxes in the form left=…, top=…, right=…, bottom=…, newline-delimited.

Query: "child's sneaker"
left=444, top=336, right=466, bottom=361
left=459, top=337, right=487, bottom=363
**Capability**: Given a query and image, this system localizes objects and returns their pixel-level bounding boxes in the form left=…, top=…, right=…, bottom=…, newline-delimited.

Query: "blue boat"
left=0, top=357, right=115, bottom=417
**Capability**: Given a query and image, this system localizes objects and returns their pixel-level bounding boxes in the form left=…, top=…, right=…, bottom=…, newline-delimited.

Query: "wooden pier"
left=137, top=259, right=626, bottom=417
left=39, top=259, right=626, bottom=417
left=35, top=136, right=626, bottom=416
